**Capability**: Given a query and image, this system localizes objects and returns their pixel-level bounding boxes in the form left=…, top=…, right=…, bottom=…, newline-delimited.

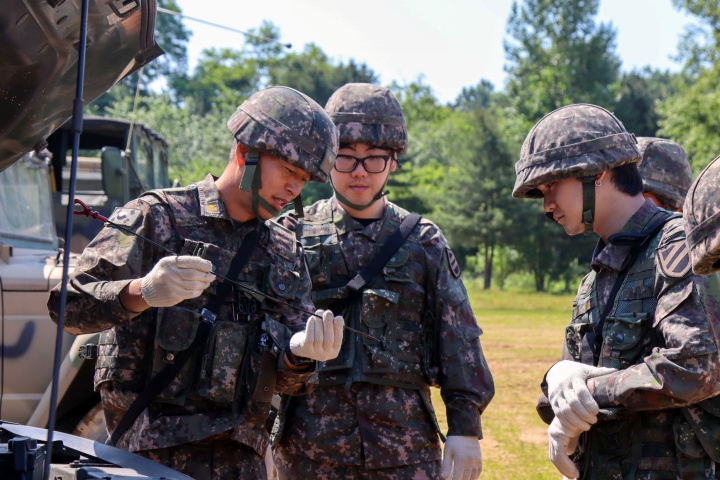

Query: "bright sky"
left=171, top=0, right=695, bottom=105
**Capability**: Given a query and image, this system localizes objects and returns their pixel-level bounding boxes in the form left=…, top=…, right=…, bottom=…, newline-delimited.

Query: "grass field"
left=430, top=286, right=575, bottom=479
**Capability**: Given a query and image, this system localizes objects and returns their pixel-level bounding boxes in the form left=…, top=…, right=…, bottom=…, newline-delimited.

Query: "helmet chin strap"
left=239, top=148, right=305, bottom=219
left=543, top=176, right=596, bottom=234
left=239, top=148, right=279, bottom=219
left=333, top=183, right=389, bottom=211
left=580, top=176, right=596, bottom=235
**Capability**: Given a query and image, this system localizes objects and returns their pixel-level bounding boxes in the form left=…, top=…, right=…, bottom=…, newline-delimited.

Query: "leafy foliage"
left=87, top=1, right=720, bottom=291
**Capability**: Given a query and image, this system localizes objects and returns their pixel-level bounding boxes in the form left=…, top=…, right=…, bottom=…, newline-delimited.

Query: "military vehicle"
left=47, top=116, right=171, bottom=252
left=0, top=0, right=190, bottom=478
left=0, top=150, right=112, bottom=446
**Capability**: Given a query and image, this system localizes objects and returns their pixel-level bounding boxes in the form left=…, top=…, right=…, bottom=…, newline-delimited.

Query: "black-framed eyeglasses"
left=333, top=153, right=394, bottom=173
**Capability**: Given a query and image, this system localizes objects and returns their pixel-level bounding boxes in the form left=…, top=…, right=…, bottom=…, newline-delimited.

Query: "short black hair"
left=610, top=163, right=643, bottom=196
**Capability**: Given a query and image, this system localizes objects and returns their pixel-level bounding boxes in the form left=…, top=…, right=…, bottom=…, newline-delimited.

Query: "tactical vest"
left=567, top=213, right=718, bottom=479
left=95, top=186, right=299, bottom=420
left=298, top=204, right=432, bottom=390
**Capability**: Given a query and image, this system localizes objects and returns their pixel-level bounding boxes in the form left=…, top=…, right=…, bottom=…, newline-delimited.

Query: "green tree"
left=658, top=1, right=720, bottom=171
left=452, top=79, right=496, bottom=111
left=268, top=44, right=378, bottom=105
left=426, top=110, right=515, bottom=289
left=613, top=68, right=677, bottom=137
left=504, top=0, right=621, bottom=132
left=105, top=93, right=231, bottom=184
left=89, top=0, right=191, bottom=114
left=500, top=0, right=621, bottom=290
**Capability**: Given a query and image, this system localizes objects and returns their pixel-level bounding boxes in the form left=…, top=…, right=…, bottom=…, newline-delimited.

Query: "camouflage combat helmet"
left=636, top=137, right=692, bottom=210
left=227, top=86, right=338, bottom=217
left=325, top=83, right=408, bottom=154
left=513, top=103, right=641, bottom=234
left=325, top=83, right=407, bottom=211
left=683, top=156, right=720, bottom=274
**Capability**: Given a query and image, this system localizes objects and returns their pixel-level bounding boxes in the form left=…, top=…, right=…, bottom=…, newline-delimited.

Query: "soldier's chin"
left=257, top=205, right=278, bottom=221
left=564, top=224, right=585, bottom=236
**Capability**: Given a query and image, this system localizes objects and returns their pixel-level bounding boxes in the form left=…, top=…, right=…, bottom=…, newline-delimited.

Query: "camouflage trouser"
left=137, top=438, right=266, bottom=480
left=273, top=447, right=441, bottom=480
left=100, top=382, right=266, bottom=480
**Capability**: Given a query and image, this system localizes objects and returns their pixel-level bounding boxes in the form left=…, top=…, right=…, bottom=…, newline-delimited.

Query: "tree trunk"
left=483, top=244, right=494, bottom=290
left=535, top=270, right=546, bottom=292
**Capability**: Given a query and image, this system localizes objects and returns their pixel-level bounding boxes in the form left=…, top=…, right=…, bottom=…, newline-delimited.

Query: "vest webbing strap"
left=108, top=229, right=260, bottom=446
left=580, top=214, right=673, bottom=366
left=345, top=213, right=422, bottom=294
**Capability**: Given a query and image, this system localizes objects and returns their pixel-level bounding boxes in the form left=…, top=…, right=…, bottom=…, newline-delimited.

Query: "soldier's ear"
left=389, top=158, right=398, bottom=173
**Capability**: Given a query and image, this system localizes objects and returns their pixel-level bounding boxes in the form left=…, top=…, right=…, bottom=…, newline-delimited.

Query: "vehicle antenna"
left=46, top=0, right=91, bottom=476
left=157, top=7, right=292, bottom=49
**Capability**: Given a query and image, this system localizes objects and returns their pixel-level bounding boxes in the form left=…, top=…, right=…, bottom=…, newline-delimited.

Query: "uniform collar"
left=330, top=195, right=391, bottom=242
left=591, top=199, right=664, bottom=272
left=195, top=174, right=231, bottom=220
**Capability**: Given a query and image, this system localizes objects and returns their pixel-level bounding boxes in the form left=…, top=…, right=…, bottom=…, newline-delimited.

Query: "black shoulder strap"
left=346, top=213, right=422, bottom=294
left=108, top=229, right=260, bottom=446
left=580, top=213, right=674, bottom=366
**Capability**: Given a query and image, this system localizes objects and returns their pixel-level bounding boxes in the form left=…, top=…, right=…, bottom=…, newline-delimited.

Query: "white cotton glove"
left=545, top=360, right=616, bottom=433
left=289, top=309, right=344, bottom=362
left=548, top=417, right=581, bottom=479
left=441, top=435, right=482, bottom=480
left=140, top=255, right=214, bottom=307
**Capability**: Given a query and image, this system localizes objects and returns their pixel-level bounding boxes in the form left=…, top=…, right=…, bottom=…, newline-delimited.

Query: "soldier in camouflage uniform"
left=272, top=83, right=494, bottom=480
left=636, top=137, right=693, bottom=211
left=48, top=86, right=345, bottom=480
left=684, top=155, right=720, bottom=275
left=513, top=103, right=720, bottom=479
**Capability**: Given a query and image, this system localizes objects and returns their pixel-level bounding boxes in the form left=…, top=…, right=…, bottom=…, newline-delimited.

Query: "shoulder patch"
left=109, top=207, right=142, bottom=228
left=657, top=238, right=692, bottom=279
left=446, top=246, right=461, bottom=278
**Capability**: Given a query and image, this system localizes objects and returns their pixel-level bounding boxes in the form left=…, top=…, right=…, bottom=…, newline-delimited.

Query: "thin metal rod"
left=73, top=200, right=377, bottom=342
left=157, top=7, right=291, bottom=48
left=45, top=0, right=90, bottom=477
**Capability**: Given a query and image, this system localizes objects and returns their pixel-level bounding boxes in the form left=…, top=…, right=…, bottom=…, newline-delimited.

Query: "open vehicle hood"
left=0, top=0, right=164, bottom=172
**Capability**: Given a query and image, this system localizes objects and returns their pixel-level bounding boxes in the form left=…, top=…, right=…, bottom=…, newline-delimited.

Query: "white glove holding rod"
left=289, top=309, right=344, bottom=362
left=548, top=417, right=581, bottom=479
left=545, top=360, right=616, bottom=432
left=140, top=255, right=214, bottom=307
left=441, top=435, right=482, bottom=480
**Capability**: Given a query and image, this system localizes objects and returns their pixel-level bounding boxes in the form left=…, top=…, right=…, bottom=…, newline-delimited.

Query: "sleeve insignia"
left=657, top=238, right=692, bottom=279
left=109, top=207, right=142, bottom=228
left=446, top=246, right=461, bottom=278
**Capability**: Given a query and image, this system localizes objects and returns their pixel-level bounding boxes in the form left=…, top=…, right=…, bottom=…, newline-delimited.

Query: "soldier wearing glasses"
left=272, top=83, right=494, bottom=480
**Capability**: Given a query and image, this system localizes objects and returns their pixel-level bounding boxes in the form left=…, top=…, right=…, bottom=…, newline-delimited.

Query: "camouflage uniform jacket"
left=276, top=197, right=494, bottom=469
left=542, top=200, right=720, bottom=475
left=48, top=174, right=316, bottom=456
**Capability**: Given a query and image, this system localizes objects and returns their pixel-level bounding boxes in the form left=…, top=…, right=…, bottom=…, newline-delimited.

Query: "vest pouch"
left=263, top=264, right=300, bottom=314
left=361, top=288, right=400, bottom=374
left=152, top=306, right=200, bottom=405
left=673, top=413, right=710, bottom=478
left=318, top=304, right=356, bottom=372
left=582, top=409, right=639, bottom=480
left=566, top=322, right=595, bottom=363
left=382, top=245, right=412, bottom=283
left=599, top=313, right=650, bottom=369
left=196, top=320, right=248, bottom=406
left=236, top=339, right=277, bottom=423
left=303, top=243, right=330, bottom=286
left=683, top=401, right=720, bottom=463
